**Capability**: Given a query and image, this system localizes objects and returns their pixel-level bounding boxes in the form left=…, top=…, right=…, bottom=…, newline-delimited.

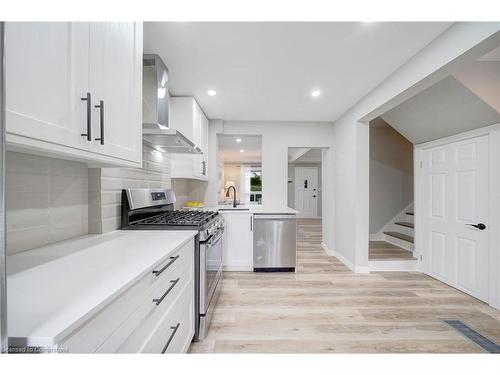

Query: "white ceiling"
left=381, top=76, right=500, bottom=144
left=289, top=148, right=323, bottom=163
left=479, top=46, right=500, bottom=61
left=144, top=22, right=452, bottom=122
left=218, top=135, right=262, bottom=164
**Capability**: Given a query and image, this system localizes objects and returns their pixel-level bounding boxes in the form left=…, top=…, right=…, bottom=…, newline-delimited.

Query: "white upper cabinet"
left=5, top=23, right=91, bottom=152
left=5, top=22, right=143, bottom=167
left=169, top=97, right=209, bottom=180
left=88, top=23, right=142, bottom=164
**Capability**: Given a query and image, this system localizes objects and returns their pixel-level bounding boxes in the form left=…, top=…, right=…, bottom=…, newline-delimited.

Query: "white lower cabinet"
left=221, top=212, right=254, bottom=271
left=58, top=239, right=195, bottom=353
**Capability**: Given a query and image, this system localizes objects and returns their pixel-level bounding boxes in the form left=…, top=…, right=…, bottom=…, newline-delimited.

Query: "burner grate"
left=139, top=210, right=218, bottom=226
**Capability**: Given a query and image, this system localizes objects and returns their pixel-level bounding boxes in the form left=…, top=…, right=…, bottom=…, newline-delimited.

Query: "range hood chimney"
left=142, top=54, right=201, bottom=154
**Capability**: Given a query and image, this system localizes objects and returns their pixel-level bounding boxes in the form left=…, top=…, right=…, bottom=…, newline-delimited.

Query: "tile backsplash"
left=6, top=152, right=89, bottom=255
left=89, top=145, right=172, bottom=233
left=6, top=145, right=179, bottom=253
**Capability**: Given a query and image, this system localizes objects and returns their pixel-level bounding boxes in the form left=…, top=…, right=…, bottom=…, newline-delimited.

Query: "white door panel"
left=89, top=22, right=142, bottom=163
left=422, top=135, right=489, bottom=302
left=294, top=167, right=318, bottom=218
left=5, top=22, right=90, bottom=150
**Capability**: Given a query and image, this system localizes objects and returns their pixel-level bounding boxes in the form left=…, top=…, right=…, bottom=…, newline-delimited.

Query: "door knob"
left=466, top=223, right=486, bottom=230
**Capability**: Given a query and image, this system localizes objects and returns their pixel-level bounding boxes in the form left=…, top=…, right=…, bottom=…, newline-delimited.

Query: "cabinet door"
left=199, top=111, right=209, bottom=177
left=222, top=213, right=253, bottom=270
left=89, top=22, right=142, bottom=164
left=192, top=102, right=202, bottom=148
left=170, top=153, right=196, bottom=179
left=5, top=22, right=90, bottom=150
left=169, top=97, right=196, bottom=142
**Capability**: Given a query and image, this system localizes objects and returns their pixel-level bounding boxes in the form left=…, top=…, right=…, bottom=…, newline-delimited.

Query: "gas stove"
left=121, top=188, right=223, bottom=241
left=136, top=210, right=218, bottom=227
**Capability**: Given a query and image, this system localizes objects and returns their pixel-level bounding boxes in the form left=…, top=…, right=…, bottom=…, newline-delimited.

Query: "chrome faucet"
left=225, top=186, right=238, bottom=208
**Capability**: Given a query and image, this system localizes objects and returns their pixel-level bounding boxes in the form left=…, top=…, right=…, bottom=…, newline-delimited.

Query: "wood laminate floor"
left=189, top=218, right=500, bottom=353
left=369, top=241, right=417, bottom=260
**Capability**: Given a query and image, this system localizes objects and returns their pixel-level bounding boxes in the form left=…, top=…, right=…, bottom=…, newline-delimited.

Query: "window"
left=246, top=169, right=262, bottom=204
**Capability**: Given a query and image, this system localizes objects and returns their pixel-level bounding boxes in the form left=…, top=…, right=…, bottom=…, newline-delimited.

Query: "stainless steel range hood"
left=143, top=124, right=201, bottom=154
left=142, top=54, right=201, bottom=154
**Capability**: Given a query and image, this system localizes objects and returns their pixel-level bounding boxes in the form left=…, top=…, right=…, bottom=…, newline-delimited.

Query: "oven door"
left=199, top=229, right=223, bottom=314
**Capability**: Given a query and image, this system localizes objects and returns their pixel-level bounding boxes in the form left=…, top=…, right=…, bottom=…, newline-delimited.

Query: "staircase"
left=370, top=203, right=414, bottom=252
left=382, top=206, right=414, bottom=251
left=369, top=204, right=417, bottom=271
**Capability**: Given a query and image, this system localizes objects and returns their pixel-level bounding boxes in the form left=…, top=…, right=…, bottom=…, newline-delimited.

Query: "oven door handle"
left=206, top=231, right=224, bottom=246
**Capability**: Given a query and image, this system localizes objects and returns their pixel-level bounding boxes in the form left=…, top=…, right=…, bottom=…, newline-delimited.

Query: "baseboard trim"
left=369, top=259, right=418, bottom=271
left=321, top=242, right=369, bottom=274
left=321, top=242, right=335, bottom=256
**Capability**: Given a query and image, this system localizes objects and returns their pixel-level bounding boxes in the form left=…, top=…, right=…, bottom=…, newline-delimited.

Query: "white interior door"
left=294, top=167, right=318, bottom=218
left=422, top=135, right=489, bottom=302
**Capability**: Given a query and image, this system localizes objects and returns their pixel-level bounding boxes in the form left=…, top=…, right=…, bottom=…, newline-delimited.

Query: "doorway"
left=287, top=148, right=323, bottom=219
left=368, top=118, right=415, bottom=264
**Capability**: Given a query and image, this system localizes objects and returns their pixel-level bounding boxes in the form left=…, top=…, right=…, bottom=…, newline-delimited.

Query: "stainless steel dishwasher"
left=253, top=213, right=297, bottom=272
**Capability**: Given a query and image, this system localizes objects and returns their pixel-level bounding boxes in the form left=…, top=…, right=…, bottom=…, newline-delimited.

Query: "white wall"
left=204, top=120, right=335, bottom=251
left=454, top=60, right=500, bottom=112
left=6, top=152, right=89, bottom=254
left=329, top=23, right=500, bottom=273
left=369, top=119, right=413, bottom=234
left=222, top=164, right=242, bottom=201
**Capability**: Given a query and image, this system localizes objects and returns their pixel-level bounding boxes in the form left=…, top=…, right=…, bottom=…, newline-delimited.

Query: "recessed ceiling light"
left=207, top=89, right=217, bottom=96
left=240, top=149, right=245, bottom=153
left=311, top=90, right=321, bottom=97
left=235, top=138, right=242, bottom=143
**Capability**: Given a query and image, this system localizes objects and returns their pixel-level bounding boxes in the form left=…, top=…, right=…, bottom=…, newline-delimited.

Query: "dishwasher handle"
left=253, top=214, right=297, bottom=220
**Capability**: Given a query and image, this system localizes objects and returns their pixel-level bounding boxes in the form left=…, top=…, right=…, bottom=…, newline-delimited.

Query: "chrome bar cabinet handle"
left=152, top=255, right=180, bottom=277
left=161, top=323, right=180, bottom=354
left=94, top=100, right=104, bottom=145
left=153, top=278, right=180, bottom=306
left=80, top=93, right=91, bottom=141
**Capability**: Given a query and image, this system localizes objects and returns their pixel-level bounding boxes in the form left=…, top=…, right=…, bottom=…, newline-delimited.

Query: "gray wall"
left=6, top=152, right=89, bottom=254
left=6, top=146, right=175, bottom=253
left=369, top=119, right=413, bottom=234
left=288, top=163, right=322, bottom=216
left=6, top=144, right=178, bottom=253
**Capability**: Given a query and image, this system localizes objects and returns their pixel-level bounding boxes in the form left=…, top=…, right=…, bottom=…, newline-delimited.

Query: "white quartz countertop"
left=7, top=230, right=197, bottom=347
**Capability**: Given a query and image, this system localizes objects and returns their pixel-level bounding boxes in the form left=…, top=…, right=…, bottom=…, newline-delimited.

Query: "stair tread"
left=395, top=221, right=414, bottom=228
left=406, top=212, right=414, bottom=216
left=384, top=231, right=414, bottom=243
